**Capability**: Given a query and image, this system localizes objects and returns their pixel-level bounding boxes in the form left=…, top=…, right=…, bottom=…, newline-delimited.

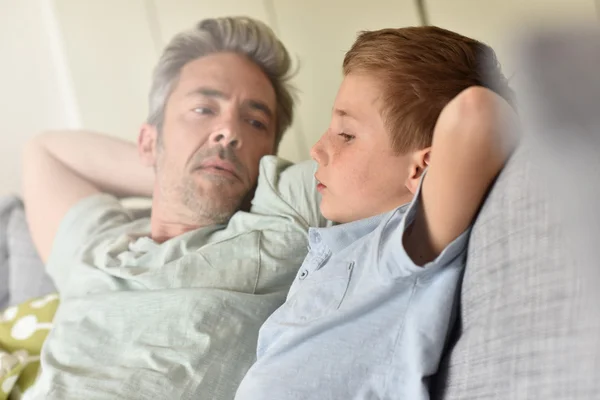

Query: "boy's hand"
left=403, top=86, right=520, bottom=266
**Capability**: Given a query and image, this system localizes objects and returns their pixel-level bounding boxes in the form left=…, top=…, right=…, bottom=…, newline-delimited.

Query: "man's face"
left=146, top=52, right=277, bottom=224
left=310, top=73, right=413, bottom=224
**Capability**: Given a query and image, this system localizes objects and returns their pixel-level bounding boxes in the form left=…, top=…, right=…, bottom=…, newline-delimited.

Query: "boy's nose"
left=310, top=137, right=327, bottom=165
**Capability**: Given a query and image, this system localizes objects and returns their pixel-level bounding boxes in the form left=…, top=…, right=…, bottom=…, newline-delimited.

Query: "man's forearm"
left=37, top=131, right=154, bottom=198
left=23, top=130, right=155, bottom=262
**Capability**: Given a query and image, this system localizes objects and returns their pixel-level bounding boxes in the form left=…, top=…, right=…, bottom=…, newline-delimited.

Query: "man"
left=22, top=17, right=324, bottom=399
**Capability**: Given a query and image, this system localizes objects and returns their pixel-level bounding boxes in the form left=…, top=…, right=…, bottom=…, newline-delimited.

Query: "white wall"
left=0, top=0, right=79, bottom=196
left=426, top=0, right=599, bottom=78
left=52, top=0, right=157, bottom=140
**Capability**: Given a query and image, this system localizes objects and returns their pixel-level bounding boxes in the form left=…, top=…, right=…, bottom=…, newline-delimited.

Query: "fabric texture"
left=24, top=156, right=325, bottom=400
left=0, top=293, right=59, bottom=400
left=432, top=145, right=600, bottom=399
left=0, top=196, right=19, bottom=311
left=0, top=197, right=55, bottom=311
left=7, top=209, right=55, bottom=306
left=237, top=179, right=470, bottom=400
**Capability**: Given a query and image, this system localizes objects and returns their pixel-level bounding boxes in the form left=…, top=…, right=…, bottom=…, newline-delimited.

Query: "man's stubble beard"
left=155, top=146, right=247, bottom=226
left=180, top=172, right=243, bottom=225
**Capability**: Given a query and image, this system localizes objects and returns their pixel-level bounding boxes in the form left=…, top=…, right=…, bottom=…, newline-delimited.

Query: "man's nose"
left=211, top=119, right=242, bottom=149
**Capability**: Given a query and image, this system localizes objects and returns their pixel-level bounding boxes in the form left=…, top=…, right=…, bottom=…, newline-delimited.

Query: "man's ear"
left=405, top=147, right=431, bottom=194
left=138, top=123, right=159, bottom=167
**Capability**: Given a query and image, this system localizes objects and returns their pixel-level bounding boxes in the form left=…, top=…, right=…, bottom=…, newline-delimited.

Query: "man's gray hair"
left=147, top=16, right=295, bottom=151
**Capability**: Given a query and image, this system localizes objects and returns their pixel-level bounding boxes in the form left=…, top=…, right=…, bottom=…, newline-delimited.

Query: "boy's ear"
left=138, top=123, right=159, bottom=167
left=405, top=147, right=431, bottom=194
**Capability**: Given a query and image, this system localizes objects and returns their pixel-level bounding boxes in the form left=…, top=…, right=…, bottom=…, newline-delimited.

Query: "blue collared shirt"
left=236, top=188, right=470, bottom=400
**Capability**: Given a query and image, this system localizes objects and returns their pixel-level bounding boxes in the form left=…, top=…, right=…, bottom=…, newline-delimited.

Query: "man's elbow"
left=23, top=134, right=43, bottom=180
left=22, top=133, right=60, bottom=213
left=23, top=133, right=50, bottom=182
left=23, top=132, right=54, bottom=167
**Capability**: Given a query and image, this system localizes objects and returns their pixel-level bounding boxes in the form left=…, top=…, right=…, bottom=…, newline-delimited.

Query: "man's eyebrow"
left=186, top=88, right=273, bottom=118
left=186, top=87, right=229, bottom=99
left=246, top=100, right=273, bottom=119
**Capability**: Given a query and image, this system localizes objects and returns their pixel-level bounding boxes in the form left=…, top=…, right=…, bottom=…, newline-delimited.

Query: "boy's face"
left=310, top=73, right=415, bottom=224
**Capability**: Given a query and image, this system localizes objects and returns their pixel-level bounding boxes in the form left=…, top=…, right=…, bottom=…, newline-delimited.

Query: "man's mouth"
left=197, top=159, right=240, bottom=181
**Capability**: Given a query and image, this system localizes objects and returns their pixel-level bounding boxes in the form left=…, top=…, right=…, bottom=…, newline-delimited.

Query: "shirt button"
left=299, top=270, right=309, bottom=280
left=309, top=230, right=321, bottom=244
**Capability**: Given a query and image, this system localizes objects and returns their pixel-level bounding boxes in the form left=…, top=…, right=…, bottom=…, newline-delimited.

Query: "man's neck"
left=149, top=199, right=218, bottom=244
left=150, top=217, right=203, bottom=244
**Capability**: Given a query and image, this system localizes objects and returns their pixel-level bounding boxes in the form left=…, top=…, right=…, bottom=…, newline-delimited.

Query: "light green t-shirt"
left=24, top=156, right=325, bottom=400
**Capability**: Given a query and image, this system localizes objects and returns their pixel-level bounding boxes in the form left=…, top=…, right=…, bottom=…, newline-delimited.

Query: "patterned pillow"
left=0, top=293, right=59, bottom=399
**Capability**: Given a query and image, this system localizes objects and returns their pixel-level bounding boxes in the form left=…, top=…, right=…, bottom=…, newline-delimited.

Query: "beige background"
left=1, top=0, right=598, bottom=195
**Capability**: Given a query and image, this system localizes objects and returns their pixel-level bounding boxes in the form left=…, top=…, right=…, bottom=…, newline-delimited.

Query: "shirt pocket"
left=284, top=261, right=354, bottom=322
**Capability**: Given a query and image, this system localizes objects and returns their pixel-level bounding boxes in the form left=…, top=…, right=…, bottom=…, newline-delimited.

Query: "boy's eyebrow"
left=333, top=108, right=357, bottom=120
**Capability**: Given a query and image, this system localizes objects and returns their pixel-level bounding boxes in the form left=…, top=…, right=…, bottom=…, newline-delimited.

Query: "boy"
left=235, top=26, right=518, bottom=399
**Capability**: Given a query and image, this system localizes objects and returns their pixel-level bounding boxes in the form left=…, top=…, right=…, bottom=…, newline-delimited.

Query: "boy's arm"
left=403, top=86, right=519, bottom=266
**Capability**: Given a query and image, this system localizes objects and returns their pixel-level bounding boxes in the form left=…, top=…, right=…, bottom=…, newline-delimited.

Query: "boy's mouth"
left=315, top=176, right=327, bottom=192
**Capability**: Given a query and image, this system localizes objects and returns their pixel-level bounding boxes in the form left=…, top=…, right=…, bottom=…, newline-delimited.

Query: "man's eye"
left=338, top=133, right=355, bottom=142
left=248, top=119, right=267, bottom=130
left=193, top=107, right=214, bottom=115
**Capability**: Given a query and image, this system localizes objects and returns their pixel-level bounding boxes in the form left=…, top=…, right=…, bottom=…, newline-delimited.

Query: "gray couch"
left=2, top=144, right=598, bottom=398
left=0, top=196, right=55, bottom=309
left=432, top=144, right=600, bottom=399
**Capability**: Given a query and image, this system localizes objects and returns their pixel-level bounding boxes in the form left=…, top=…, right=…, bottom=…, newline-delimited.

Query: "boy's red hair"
left=343, top=26, right=515, bottom=153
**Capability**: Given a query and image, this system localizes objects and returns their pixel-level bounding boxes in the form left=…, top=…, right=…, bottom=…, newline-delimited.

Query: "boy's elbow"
left=445, top=86, right=519, bottom=165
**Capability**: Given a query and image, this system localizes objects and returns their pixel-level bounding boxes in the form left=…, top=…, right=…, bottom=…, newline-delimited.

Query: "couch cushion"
left=7, top=208, right=55, bottom=306
left=432, top=145, right=600, bottom=399
left=0, top=197, right=20, bottom=310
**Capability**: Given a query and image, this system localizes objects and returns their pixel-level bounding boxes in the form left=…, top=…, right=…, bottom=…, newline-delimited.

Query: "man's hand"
left=403, top=86, right=519, bottom=265
left=22, top=131, right=155, bottom=262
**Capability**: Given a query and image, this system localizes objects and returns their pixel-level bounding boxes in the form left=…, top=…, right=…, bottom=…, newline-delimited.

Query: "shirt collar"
left=309, top=203, right=410, bottom=253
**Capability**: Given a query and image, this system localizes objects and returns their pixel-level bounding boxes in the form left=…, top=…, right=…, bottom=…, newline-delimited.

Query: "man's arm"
left=403, top=86, right=519, bottom=266
left=23, top=131, right=154, bottom=262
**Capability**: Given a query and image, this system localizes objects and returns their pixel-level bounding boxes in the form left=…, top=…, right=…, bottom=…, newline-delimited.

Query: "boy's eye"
left=338, top=133, right=355, bottom=142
